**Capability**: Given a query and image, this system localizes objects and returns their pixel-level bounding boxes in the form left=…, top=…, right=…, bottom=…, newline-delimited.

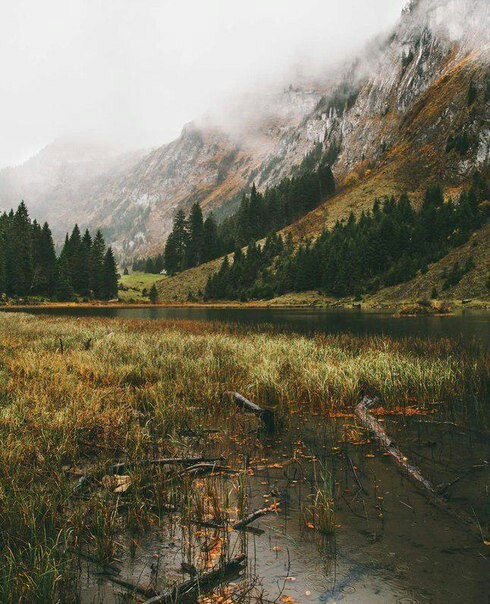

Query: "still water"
left=3, top=305, right=489, bottom=340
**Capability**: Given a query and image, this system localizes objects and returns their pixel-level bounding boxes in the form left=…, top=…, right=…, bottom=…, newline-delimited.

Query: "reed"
left=0, top=312, right=487, bottom=599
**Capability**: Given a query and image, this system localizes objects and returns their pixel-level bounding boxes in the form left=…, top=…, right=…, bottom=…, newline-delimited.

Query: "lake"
left=2, top=305, right=489, bottom=340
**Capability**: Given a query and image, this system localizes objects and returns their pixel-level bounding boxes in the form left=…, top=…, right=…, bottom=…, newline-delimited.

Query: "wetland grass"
left=0, top=313, right=487, bottom=600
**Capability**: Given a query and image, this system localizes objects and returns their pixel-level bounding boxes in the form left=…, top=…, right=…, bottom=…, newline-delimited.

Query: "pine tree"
left=154, top=254, right=164, bottom=273
left=56, top=254, right=74, bottom=301
left=80, top=229, right=92, bottom=296
left=185, top=203, right=204, bottom=268
left=102, top=247, right=119, bottom=300
left=164, top=232, right=179, bottom=275
left=32, top=222, right=58, bottom=295
left=202, top=214, right=220, bottom=262
left=67, top=225, right=84, bottom=292
left=11, top=202, right=33, bottom=296
left=90, top=230, right=106, bottom=298
left=318, top=160, right=336, bottom=198
left=149, top=283, right=158, bottom=303
left=164, top=210, right=188, bottom=274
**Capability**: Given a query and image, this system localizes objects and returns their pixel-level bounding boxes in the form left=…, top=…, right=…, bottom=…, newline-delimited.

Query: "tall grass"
left=0, top=313, right=487, bottom=599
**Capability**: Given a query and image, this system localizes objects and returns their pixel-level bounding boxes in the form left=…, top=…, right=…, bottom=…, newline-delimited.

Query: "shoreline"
left=1, top=299, right=489, bottom=315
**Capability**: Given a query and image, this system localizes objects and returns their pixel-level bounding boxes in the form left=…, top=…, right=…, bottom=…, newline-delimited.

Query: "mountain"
left=0, top=138, right=147, bottom=238
left=155, top=0, right=490, bottom=303
left=0, top=0, right=488, bottom=269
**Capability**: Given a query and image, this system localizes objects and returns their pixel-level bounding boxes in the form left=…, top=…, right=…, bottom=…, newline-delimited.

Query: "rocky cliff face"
left=0, top=0, right=487, bottom=258
left=256, top=0, right=489, bottom=190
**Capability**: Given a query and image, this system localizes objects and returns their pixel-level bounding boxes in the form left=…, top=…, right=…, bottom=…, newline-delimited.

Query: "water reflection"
left=2, top=306, right=489, bottom=340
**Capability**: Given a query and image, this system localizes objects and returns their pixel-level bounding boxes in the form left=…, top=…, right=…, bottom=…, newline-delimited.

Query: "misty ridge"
left=190, top=0, right=489, bottom=142
left=1, top=0, right=487, bottom=167
left=0, top=0, right=488, bottom=262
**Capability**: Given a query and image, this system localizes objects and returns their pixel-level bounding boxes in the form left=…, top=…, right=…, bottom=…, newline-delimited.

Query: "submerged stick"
left=355, top=397, right=434, bottom=492
left=232, top=506, right=274, bottom=530
left=233, top=392, right=275, bottom=430
left=101, top=574, right=157, bottom=598
left=355, top=397, right=485, bottom=540
left=74, top=457, right=224, bottom=493
left=112, top=456, right=223, bottom=475
left=143, top=554, right=247, bottom=604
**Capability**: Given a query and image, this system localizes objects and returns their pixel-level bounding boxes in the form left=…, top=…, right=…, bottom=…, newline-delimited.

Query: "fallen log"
left=355, top=397, right=484, bottom=540
left=355, top=397, right=434, bottom=492
left=143, top=554, right=247, bottom=604
left=69, top=549, right=121, bottom=575
left=101, top=574, right=157, bottom=598
left=233, top=392, right=275, bottom=430
left=232, top=506, right=274, bottom=531
left=176, top=462, right=237, bottom=479
left=74, top=457, right=223, bottom=493
left=112, top=456, right=223, bottom=475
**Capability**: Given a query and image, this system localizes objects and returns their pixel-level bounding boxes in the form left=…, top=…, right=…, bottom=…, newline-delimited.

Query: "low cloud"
left=0, top=0, right=408, bottom=168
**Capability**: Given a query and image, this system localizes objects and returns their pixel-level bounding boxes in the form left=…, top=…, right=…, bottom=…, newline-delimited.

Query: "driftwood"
left=74, top=457, right=223, bottom=493
left=175, top=462, right=237, bottom=479
left=112, top=456, right=223, bottom=475
left=70, top=549, right=121, bottom=575
left=233, top=392, right=275, bottom=430
left=73, top=548, right=156, bottom=597
left=143, top=554, right=247, bottom=604
left=101, top=574, right=157, bottom=598
left=232, top=507, right=274, bottom=531
left=355, top=397, right=484, bottom=539
left=437, top=464, right=488, bottom=495
left=355, top=397, right=434, bottom=492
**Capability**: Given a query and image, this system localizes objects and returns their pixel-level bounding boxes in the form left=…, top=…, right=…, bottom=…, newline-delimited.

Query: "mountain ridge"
left=0, top=0, right=488, bottom=267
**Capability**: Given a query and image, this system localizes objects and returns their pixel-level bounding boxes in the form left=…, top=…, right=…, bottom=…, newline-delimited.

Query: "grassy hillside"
left=156, top=258, right=223, bottom=302
left=119, top=271, right=163, bottom=302
left=368, top=222, right=490, bottom=307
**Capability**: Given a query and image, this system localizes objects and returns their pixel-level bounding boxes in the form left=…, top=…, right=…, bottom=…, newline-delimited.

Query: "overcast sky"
left=0, top=0, right=406, bottom=168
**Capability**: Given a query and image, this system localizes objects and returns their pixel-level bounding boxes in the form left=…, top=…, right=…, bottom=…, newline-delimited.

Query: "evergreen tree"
left=90, top=230, right=106, bottom=298
left=11, top=202, right=33, bottom=296
left=32, top=222, right=58, bottom=295
left=56, top=254, right=74, bottom=301
left=205, top=183, right=487, bottom=302
left=164, top=210, right=188, bottom=274
left=149, top=283, right=158, bottom=303
left=202, top=214, right=220, bottom=262
left=102, top=247, right=119, bottom=299
left=164, top=232, right=179, bottom=275
left=80, top=229, right=93, bottom=295
left=185, top=203, right=204, bottom=268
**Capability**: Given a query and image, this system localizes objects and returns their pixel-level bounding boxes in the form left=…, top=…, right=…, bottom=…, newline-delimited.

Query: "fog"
left=0, top=0, right=408, bottom=168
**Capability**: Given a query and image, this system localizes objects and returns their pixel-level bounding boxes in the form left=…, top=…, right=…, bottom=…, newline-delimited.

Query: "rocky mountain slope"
left=155, top=0, right=490, bottom=303
left=0, top=0, right=488, bottom=265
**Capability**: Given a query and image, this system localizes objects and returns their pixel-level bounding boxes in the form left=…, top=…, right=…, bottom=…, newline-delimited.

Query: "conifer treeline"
left=205, top=182, right=488, bottom=301
left=163, top=203, right=221, bottom=275
left=0, top=202, right=119, bottom=300
left=135, top=150, right=336, bottom=275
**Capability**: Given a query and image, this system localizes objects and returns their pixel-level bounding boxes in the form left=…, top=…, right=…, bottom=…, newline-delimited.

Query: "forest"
left=132, top=145, right=336, bottom=275
left=0, top=202, right=119, bottom=300
left=205, top=178, right=488, bottom=301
